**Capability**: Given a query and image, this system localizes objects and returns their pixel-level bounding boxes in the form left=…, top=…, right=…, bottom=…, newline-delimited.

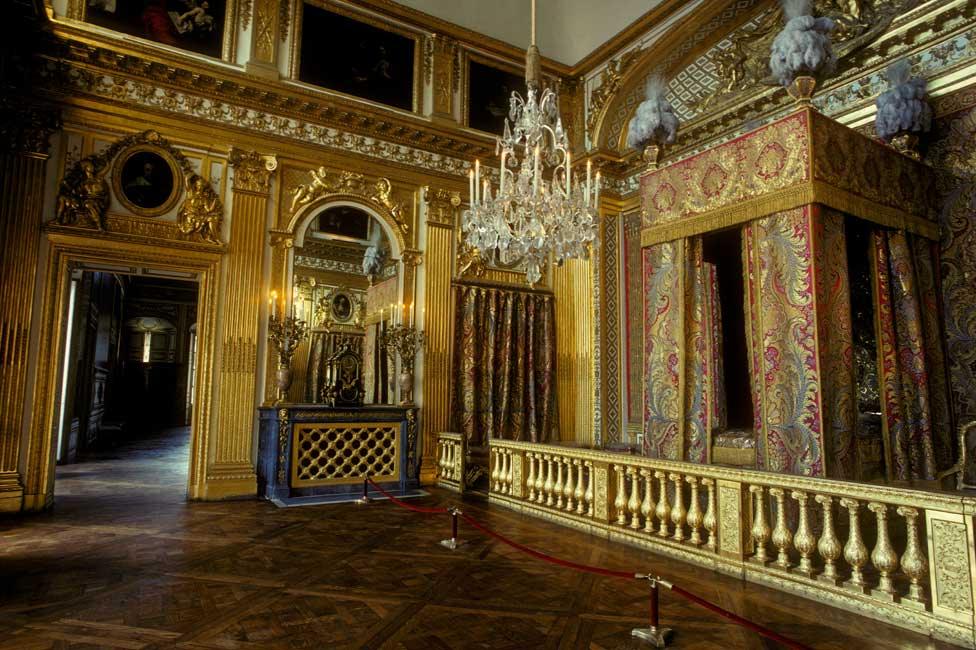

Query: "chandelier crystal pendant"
left=461, top=0, right=600, bottom=285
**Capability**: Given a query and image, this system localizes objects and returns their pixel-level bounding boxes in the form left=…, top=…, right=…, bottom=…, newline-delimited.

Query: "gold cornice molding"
left=38, top=31, right=497, bottom=161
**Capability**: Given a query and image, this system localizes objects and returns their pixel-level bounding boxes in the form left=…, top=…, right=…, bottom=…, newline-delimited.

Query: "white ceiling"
left=395, top=0, right=664, bottom=66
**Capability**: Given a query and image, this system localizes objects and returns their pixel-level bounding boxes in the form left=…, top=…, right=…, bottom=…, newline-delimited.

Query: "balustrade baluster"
left=574, top=460, right=585, bottom=515
left=490, top=449, right=500, bottom=492
left=769, top=488, right=793, bottom=570
left=564, top=457, right=576, bottom=511
left=702, top=478, right=717, bottom=552
left=686, top=476, right=703, bottom=546
left=749, top=485, right=771, bottom=564
left=896, top=506, right=928, bottom=606
left=584, top=461, right=595, bottom=517
left=640, top=469, right=655, bottom=534
left=791, top=491, right=816, bottom=577
left=499, top=451, right=508, bottom=494
left=670, top=473, right=686, bottom=542
left=554, top=458, right=565, bottom=509
left=526, top=453, right=537, bottom=501
left=614, top=465, right=628, bottom=525
left=438, top=442, right=447, bottom=476
left=544, top=455, right=555, bottom=506
left=535, top=454, right=546, bottom=503
left=815, top=494, right=842, bottom=585
left=868, top=502, right=899, bottom=600
left=452, top=444, right=460, bottom=480
left=655, top=471, right=671, bottom=537
left=628, top=467, right=642, bottom=530
left=840, top=498, right=869, bottom=593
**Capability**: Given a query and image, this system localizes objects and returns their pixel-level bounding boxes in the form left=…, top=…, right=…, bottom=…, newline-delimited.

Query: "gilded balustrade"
left=436, top=432, right=464, bottom=492
left=486, top=439, right=976, bottom=648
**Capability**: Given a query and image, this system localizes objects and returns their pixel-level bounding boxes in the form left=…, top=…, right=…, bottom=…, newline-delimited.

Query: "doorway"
left=53, top=272, right=199, bottom=504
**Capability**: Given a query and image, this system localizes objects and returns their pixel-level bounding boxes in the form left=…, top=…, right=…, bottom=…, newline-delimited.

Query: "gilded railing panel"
left=488, top=438, right=976, bottom=648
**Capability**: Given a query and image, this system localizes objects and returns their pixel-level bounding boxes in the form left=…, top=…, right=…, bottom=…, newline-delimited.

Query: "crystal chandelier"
left=461, top=0, right=600, bottom=285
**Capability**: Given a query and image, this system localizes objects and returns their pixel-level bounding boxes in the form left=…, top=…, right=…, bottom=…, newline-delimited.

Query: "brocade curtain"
left=871, top=230, right=954, bottom=480
left=451, top=285, right=557, bottom=446
left=642, top=237, right=724, bottom=463
left=741, top=207, right=856, bottom=478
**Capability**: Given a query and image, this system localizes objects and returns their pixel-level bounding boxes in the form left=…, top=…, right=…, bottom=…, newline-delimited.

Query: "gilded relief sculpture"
left=178, top=174, right=224, bottom=243
left=55, top=157, right=110, bottom=230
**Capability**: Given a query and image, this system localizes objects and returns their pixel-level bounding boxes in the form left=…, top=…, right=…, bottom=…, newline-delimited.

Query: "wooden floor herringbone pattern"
left=0, top=427, right=963, bottom=649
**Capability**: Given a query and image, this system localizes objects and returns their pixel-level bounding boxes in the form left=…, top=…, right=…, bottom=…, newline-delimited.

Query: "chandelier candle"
left=461, top=0, right=599, bottom=285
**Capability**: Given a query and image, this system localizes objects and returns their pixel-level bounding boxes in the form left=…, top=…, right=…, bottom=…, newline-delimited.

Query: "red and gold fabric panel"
left=742, top=207, right=824, bottom=476
left=642, top=241, right=683, bottom=459
left=706, top=262, right=727, bottom=434
left=872, top=230, right=950, bottom=480
left=813, top=208, right=856, bottom=479
left=450, top=285, right=557, bottom=446
left=642, top=238, right=722, bottom=463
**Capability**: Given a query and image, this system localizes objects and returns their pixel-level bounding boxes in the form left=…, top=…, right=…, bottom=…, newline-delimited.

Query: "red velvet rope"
left=365, top=478, right=812, bottom=650
left=670, top=584, right=812, bottom=650
left=365, top=478, right=447, bottom=514
left=459, top=512, right=636, bottom=579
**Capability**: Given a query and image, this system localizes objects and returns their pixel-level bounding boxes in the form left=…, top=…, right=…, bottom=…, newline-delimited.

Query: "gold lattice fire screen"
left=291, top=422, right=400, bottom=487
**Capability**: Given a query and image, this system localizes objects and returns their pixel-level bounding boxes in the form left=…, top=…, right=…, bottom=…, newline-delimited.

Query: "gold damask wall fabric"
left=451, top=285, right=557, bottom=446
left=871, top=230, right=954, bottom=480
left=642, top=237, right=722, bottom=463
left=742, top=206, right=856, bottom=478
left=929, top=102, right=976, bottom=433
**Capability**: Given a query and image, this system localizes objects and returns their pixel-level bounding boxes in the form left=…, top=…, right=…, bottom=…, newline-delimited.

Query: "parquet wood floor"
left=0, top=428, right=961, bottom=649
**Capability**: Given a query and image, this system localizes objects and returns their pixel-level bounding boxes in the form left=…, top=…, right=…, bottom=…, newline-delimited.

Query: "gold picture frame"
left=65, top=0, right=239, bottom=63
left=112, top=143, right=183, bottom=218
left=289, top=0, right=422, bottom=114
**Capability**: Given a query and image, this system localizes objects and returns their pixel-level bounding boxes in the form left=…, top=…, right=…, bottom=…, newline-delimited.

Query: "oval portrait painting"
left=114, top=146, right=180, bottom=216
left=331, top=292, right=354, bottom=323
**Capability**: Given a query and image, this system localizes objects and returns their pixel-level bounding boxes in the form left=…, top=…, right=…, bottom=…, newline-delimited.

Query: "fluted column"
left=202, top=148, right=276, bottom=500
left=420, top=188, right=458, bottom=484
left=0, top=105, right=59, bottom=512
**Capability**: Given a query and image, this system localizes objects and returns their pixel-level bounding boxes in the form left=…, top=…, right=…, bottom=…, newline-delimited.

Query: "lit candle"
left=474, top=159, right=481, bottom=205
left=408, top=302, right=413, bottom=326
left=586, top=159, right=592, bottom=198
left=595, top=171, right=601, bottom=206
left=468, top=168, right=475, bottom=205
left=565, top=150, right=571, bottom=196
left=533, top=145, right=540, bottom=196
left=500, top=150, right=507, bottom=195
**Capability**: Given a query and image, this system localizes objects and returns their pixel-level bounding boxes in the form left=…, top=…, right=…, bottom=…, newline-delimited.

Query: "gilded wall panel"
left=600, top=214, right=621, bottom=444
left=623, top=211, right=643, bottom=428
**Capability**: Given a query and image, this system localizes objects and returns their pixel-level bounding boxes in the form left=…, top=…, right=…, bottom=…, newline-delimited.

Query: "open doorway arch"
left=21, top=230, right=221, bottom=509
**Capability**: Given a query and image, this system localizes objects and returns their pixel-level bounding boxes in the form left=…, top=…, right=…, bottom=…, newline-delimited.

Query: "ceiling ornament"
left=462, top=0, right=599, bottom=285
left=587, top=47, right=645, bottom=141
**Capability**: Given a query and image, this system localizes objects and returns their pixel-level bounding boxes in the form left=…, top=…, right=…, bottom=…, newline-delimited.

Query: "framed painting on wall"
left=112, top=144, right=182, bottom=217
left=466, top=56, right=525, bottom=135
left=296, top=2, right=417, bottom=112
left=83, top=0, right=228, bottom=60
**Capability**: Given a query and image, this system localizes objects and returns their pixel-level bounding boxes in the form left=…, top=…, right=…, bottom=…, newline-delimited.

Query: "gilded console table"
left=257, top=404, right=421, bottom=505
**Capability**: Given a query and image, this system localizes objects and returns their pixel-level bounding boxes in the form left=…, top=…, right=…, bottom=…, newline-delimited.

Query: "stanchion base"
left=631, top=626, right=672, bottom=647
left=355, top=496, right=372, bottom=505
left=439, top=538, right=461, bottom=550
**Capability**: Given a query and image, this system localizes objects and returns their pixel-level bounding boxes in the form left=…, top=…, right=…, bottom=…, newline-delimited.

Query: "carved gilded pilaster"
left=552, top=257, right=595, bottom=443
left=246, top=0, right=281, bottom=79
left=420, top=187, right=460, bottom=483
left=206, top=147, right=277, bottom=499
left=0, top=103, right=59, bottom=512
left=428, top=34, right=458, bottom=123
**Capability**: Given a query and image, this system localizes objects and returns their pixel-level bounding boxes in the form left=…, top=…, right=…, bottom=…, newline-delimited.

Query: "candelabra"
left=268, top=311, right=309, bottom=404
left=381, top=324, right=425, bottom=406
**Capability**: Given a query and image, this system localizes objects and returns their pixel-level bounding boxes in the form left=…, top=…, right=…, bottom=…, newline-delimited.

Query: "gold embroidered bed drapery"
left=642, top=237, right=724, bottom=463
left=871, top=229, right=954, bottom=480
left=451, top=284, right=557, bottom=446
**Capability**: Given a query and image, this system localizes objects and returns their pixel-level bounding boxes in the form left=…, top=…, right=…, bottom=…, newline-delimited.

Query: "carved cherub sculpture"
left=290, top=166, right=330, bottom=212
left=56, top=157, right=109, bottom=231
left=178, top=174, right=223, bottom=244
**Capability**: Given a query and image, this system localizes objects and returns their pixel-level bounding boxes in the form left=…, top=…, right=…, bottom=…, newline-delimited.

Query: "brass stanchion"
left=356, top=477, right=371, bottom=505
left=440, top=506, right=463, bottom=549
left=632, top=575, right=673, bottom=647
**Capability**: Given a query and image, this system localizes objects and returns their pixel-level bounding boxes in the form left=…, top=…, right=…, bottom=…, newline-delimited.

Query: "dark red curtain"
left=451, top=284, right=557, bottom=446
